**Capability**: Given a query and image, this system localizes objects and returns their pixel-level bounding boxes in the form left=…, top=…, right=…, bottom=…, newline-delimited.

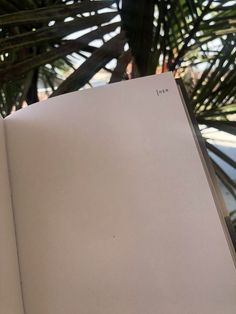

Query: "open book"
left=1, top=72, right=236, bottom=314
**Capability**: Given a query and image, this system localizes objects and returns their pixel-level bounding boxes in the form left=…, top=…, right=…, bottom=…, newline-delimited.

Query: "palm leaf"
left=51, top=31, right=126, bottom=96
left=0, top=22, right=121, bottom=82
left=0, top=1, right=116, bottom=26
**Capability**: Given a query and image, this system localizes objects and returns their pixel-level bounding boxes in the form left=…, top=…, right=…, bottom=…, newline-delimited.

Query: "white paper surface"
left=0, top=116, right=24, bottom=314
left=5, top=73, right=236, bottom=314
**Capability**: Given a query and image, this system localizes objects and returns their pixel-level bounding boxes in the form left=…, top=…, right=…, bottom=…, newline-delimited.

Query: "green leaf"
left=0, top=22, right=121, bottom=83
left=0, top=1, right=116, bottom=26
left=206, top=141, right=236, bottom=168
left=0, top=11, right=118, bottom=53
left=51, top=32, right=126, bottom=96
left=198, top=120, right=236, bottom=136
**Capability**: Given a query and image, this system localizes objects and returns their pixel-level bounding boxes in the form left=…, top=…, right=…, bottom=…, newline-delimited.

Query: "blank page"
left=5, top=73, right=236, bottom=314
left=0, top=117, right=24, bottom=314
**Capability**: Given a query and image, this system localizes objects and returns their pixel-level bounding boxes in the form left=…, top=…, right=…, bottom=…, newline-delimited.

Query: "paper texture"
left=0, top=116, right=24, bottom=314
left=5, top=73, right=236, bottom=314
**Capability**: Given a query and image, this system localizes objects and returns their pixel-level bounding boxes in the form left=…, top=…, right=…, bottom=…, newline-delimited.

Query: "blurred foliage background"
left=0, top=0, right=235, bottom=222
